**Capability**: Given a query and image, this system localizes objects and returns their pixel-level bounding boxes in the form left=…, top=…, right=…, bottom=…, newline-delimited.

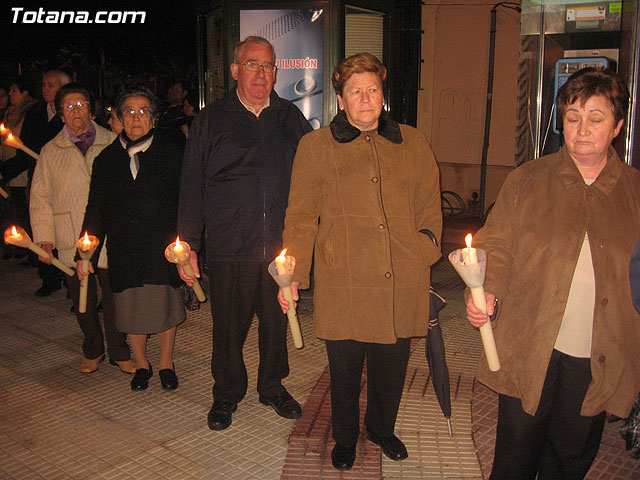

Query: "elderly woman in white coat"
left=30, top=83, right=134, bottom=375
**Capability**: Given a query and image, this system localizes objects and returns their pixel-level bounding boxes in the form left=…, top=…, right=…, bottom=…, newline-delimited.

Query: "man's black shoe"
left=35, top=284, right=61, bottom=297
left=365, top=428, right=408, bottom=461
left=207, top=401, right=237, bottom=430
left=331, top=442, right=356, bottom=470
left=259, top=390, right=302, bottom=419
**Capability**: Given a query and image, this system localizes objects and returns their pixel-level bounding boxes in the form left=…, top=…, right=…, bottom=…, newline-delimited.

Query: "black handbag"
left=620, top=393, right=640, bottom=459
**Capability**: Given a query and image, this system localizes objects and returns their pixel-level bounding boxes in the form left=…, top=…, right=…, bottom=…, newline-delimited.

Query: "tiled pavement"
left=1, top=241, right=638, bottom=479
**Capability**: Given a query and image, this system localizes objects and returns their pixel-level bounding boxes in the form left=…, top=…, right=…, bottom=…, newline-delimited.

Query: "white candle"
left=450, top=233, right=501, bottom=372
left=275, top=249, right=304, bottom=349
left=4, top=225, right=74, bottom=276
left=462, top=233, right=478, bottom=265
left=165, top=236, right=206, bottom=302
left=6, top=133, right=39, bottom=160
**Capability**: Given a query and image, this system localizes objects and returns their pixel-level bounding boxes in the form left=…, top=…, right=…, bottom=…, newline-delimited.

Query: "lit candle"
left=5, top=133, right=39, bottom=160
left=462, top=233, right=478, bottom=265
left=448, top=234, right=500, bottom=371
left=3, top=225, right=74, bottom=276
left=172, top=236, right=189, bottom=263
left=272, top=249, right=304, bottom=349
left=0, top=123, right=7, bottom=134
left=76, top=232, right=99, bottom=313
left=164, top=236, right=206, bottom=302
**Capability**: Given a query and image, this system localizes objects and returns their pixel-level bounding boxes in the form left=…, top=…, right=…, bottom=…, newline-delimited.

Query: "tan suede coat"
left=474, top=146, right=640, bottom=418
left=282, top=112, right=442, bottom=344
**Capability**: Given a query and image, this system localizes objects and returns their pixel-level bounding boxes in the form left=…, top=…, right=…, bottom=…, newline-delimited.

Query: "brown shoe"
left=109, top=359, right=136, bottom=374
left=80, top=354, right=105, bottom=374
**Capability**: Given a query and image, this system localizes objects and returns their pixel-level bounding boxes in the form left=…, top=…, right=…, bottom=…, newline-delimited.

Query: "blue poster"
left=240, top=9, right=324, bottom=129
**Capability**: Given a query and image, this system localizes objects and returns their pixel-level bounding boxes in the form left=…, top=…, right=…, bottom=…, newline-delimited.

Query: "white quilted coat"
left=30, top=122, right=116, bottom=267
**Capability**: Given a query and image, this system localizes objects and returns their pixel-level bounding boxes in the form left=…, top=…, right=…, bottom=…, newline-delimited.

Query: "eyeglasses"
left=122, top=107, right=151, bottom=118
left=64, top=101, right=89, bottom=111
left=237, top=61, right=277, bottom=73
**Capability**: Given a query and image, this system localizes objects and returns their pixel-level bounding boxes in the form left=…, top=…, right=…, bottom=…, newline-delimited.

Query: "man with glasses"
left=178, top=36, right=313, bottom=431
left=30, top=83, right=135, bottom=375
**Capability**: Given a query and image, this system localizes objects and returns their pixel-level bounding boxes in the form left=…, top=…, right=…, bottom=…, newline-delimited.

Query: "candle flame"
left=465, top=233, right=473, bottom=249
left=175, top=235, right=181, bottom=248
left=7, top=133, right=13, bottom=140
left=0, top=123, right=5, bottom=132
left=11, top=225, right=18, bottom=236
left=83, top=231, right=91, bottom=244
left=277, top=248, right=287, bottom=262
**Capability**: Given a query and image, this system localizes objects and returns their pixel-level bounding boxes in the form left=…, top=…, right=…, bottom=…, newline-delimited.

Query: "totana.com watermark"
left=11, top=7, right=146, bottom=24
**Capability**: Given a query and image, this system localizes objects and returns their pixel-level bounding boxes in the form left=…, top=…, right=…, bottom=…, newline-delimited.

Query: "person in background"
left=30, top=83, right=134, bottom=375
left=79, top=86, right=184, bottom=391
left=0, top=69, right=70, bottom=293
left=1, top=76, right=37, bottom=260
left=0, top=85, right=9, bottom=122
left=278, top=53, right=442, bottom=470
left=466, top=68, right=640, bottom=480
left=106, top=100, right=123, bottom=135
left=178, top=36, right=312, bottom=431
left=158, top=79, right=190, bottom=147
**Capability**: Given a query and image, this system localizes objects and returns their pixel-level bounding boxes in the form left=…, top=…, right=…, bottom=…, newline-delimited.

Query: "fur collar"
left=330, top=110, right=403, bottom=144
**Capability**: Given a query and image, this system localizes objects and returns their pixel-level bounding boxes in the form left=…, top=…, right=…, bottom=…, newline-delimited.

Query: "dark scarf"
left=120, top=128, right=155, bottom=149
left=329, top=109, right=403, bottom=144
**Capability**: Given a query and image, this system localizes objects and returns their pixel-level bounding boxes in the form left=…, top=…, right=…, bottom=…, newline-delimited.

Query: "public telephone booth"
left=516, top=0, right=640, bottom=167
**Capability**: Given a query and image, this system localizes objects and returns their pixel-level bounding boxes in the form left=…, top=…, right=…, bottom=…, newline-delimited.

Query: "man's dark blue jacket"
left=178, top=89, right=312, bottom=262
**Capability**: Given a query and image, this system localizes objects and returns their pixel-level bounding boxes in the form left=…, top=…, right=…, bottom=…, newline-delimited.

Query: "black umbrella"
left=427, top=288, right=452, bottom=437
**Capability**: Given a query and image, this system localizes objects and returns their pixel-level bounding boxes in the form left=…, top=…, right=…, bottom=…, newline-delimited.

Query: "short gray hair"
left=45, top=70, right=71, bottom=87
left=115, top=86, right=159, bottom=121
left=233, top=36, right=276, bottom=64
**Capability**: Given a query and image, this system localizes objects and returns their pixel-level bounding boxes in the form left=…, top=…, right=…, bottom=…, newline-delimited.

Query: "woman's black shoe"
left=131, top=366, right=153, bottom=391
left=331, top=443, right=356, bottom=470
left=159, top=365, right=178, bottom=390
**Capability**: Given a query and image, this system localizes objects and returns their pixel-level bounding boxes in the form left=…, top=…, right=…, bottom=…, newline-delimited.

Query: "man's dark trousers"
left=208, top=260, right=290, bottom=403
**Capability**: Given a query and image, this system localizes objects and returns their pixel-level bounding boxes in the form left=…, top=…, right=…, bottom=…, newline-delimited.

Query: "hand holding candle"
left=448, top=233, right=500, bottom=371
left=164, top=236, right=206, bottom=302
left=268, top=249, right=304, bottom=349
left=4, top=225, right=74, bottom=276
left=76, top=232, right=100, bottom=313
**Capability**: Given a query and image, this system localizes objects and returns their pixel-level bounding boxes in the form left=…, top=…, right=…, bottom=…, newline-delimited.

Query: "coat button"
left=586, top=189, right=593, bottom=197
left=365, top=135, right=371, bottom=141
left=384, top=272, right=391, bottom=278
left=371, top=177, right=378, bottom=183
left=598, top=355, right=606, bottom=363
left=601, top=298, right=608, bottom=307
left=378, top=224, right=385, bottom=230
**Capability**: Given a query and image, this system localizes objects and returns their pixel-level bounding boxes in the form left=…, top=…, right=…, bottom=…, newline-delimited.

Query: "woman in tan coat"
left=278, top=53, right=442, bottom=470
left=466, top=68, right=640, bottom=479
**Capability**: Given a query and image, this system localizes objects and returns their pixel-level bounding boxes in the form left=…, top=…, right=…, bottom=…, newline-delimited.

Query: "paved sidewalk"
left=1, top=246, right=638, bottom=479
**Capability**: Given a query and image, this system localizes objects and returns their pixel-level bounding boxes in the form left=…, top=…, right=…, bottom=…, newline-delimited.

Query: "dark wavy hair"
left=332, top=53, right=387, bottom=97
left=115, top=85, right=159, bottom=121
left=556, top=67, right=629, bottom=125
left=54, top=83, right=96, bottom=117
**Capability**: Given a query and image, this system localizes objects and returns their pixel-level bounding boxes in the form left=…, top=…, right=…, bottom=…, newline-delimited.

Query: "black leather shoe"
left=131, top=366, right=153, bottom=391
left=35, top=283, right=61, bottom=297
left=207, top=401, right=237, bottom=430
left=331, top=443, right=356, bottom=470
left=159, top=365, right=179, bottom=390
left=365, top=428, right=408, bottom=460
left=259, top=390, right=302, bottom=419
